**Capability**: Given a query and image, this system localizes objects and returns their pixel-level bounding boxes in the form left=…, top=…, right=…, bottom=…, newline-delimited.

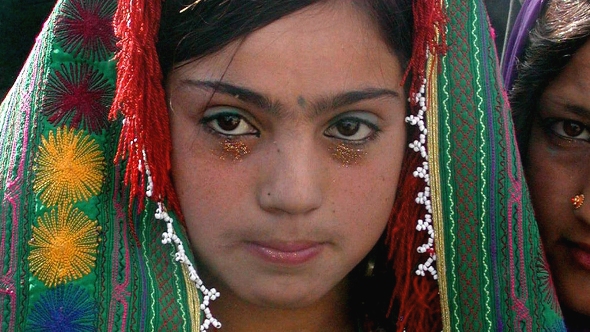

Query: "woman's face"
left=527, top=39, right=590, bottom=317
left=167, top=2, right=406, bottom=310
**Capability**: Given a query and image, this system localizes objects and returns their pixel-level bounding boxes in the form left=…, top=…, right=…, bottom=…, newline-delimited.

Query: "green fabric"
left=0, top=1, right=201, bottom=330
left=0, top=0, right=566, bottom=330
left=432, top=0, right=564, bottom=330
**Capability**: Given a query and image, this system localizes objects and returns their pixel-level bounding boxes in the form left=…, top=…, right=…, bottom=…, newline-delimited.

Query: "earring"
left=572, top=194, right=585, bottom=210
left=364, top=258, right=375, bottom=277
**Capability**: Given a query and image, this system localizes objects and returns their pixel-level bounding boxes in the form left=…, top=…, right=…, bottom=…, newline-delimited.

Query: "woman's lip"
left=568, top=241, right=590, bottom=271
left=246, top=241, right=324, bottom=265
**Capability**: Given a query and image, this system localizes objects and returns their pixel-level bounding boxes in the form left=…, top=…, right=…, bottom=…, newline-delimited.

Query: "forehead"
left=170, top=2, right=402, bottom=95
left=548, top=39, right=590, bottom=94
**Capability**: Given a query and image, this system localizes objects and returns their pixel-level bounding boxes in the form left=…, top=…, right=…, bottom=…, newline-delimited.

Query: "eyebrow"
left=564, top=104, right=590, bottom=119
left=180, top=79, right=401, bottom=117
left=313, top=88, right=401, bottom=116
left=181, top=79, right=280, bottom=114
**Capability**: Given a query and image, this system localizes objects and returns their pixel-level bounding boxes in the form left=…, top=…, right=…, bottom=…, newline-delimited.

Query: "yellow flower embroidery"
left=29, top=205, right=100, bottom=287
left=34, top=127, right=104, bottom=206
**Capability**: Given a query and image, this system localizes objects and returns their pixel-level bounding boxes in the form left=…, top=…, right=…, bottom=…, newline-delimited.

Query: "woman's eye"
left=550, top=119, right=590, bottom=141
left=201, top=109, right=259, bottom=137
left=324, top=118, right=376, bottom=142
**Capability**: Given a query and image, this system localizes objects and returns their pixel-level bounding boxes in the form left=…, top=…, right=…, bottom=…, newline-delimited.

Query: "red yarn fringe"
left=110, top=0, right=180, bottom=233
left=387, top=0, right=447, bottom=331
left=386, top=143, right=442, bottom=332
left=403, top=0, right=447, bottom=107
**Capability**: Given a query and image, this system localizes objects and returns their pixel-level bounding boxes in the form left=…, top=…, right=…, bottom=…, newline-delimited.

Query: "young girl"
left=504, top=0, right=590, bottom=329
left=0, top=0, right=563, bottom=330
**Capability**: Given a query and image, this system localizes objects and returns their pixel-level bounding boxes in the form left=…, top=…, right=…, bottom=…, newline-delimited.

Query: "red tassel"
left=386, top=146, right=442, bottom=332
left=388, top=0, right=446, bottom=330
left=110, top=0, right=180, bottom=235
left=403, top=0, right=447, bottom=107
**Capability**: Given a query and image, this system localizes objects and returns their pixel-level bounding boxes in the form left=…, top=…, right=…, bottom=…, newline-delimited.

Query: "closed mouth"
left=245, top=241, right=324, bottom=265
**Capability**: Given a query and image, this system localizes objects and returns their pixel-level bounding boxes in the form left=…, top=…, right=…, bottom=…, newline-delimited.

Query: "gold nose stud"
left=572, top=194, right=585, bottom=210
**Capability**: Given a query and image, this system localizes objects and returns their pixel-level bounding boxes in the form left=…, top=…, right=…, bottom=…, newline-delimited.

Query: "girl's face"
left=167, top=2, right=406, bottom=310
left=527, top=39, right=590, bottom=317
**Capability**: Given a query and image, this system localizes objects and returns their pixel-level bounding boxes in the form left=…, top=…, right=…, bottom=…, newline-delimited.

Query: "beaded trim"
left=143, top=151, right=221, bottom=331
left=406, top=78, right=437, bottom=280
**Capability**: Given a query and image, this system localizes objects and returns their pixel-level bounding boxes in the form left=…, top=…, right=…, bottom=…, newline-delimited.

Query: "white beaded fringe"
left=405, top=78, right=437, bottom=280
left=142, top=150, right=221, bottom=330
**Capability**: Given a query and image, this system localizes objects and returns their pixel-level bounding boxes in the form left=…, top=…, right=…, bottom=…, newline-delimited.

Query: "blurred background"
left=0, top=0, right=522, bottom=99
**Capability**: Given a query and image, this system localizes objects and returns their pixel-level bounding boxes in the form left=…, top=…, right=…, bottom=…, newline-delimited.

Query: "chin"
left=250, top=290, right=324, bottom=309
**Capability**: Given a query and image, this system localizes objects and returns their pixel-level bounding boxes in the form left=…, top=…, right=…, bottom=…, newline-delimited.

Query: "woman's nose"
left=257, top=140, right=324, bottom=215
left=573, top=166, right=590, bottom=226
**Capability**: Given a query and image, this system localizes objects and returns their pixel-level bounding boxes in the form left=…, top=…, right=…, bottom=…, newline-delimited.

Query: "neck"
left=209, top=279, right=356, bottom=332
left=564, top=308, right=590, bottom=331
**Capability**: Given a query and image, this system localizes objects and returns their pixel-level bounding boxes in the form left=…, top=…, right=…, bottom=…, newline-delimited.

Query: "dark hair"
left=509, top=0, right=590, bottom=155
left=156, top=1, right=424, bottom=330
left=158, top=0, right=413, bottom=79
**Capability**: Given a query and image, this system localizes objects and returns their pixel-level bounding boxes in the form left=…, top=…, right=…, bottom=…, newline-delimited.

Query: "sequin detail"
left=33, top=128, right=105, bottom=206
left=28, top=205, right=99, bottom=287
left=220, top=140, right=250, bottom=161
left=27, top=284, right=96, bottom=331
left=330, top=143, right=366, bottom=166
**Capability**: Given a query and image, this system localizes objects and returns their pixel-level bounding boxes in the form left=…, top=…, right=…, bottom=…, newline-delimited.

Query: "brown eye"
left=562, top=120, right=583, bottom=137
left=549, top=119, right=590, bottom=141
left=336, top=119, right=360, bottom=137
left=218, top=114, right=241, bottom=131
left=324, top=114, right=378, bottom=142
left=202, top=107, right=259, bottom=137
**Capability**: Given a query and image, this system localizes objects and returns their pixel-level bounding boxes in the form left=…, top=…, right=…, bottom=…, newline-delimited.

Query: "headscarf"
left=501, top=0, right=547, bottom=91
left=0, top=0, right=565, bottom=330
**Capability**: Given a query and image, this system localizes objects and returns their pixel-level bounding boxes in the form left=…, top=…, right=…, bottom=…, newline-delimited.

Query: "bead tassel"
left=386, top=0, right=446, bottom=330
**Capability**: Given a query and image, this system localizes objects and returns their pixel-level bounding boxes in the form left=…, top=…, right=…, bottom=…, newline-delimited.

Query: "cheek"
left=332, top=150, right=403, bottom=244
left=526, top=129, right=574, bottom=240
left=170, top=128, right=254, bottom=238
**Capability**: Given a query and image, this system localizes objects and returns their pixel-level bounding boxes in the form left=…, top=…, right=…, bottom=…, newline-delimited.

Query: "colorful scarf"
left=501, top=0, right=547, bottom=90
left=0, top=0, right=565, bottom=330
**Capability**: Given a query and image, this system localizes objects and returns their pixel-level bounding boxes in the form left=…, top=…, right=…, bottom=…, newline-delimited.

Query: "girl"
left=0, top=0, right=563, bottom=330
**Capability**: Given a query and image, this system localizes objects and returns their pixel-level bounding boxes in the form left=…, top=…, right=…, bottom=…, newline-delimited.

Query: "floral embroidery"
left=27, top=284, right=96, bottom=331
left=29, top=205, right=100, bottom=287
left=54, top=0, right=117, bottom=61
left=42, top=63, right=113, bottom=133
left=33, top=127, right=105, bottom=206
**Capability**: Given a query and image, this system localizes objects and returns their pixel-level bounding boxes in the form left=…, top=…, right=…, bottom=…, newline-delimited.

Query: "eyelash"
left=200, top=108, right=380, bottom=144
left=541, top=117, right=590, bottom=142
left=200, top=110, right=260, bottom=138
left=324, top=116, right=380, bottom=144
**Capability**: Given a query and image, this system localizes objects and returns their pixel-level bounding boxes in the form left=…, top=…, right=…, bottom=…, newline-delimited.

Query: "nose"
left=257, top=139, right=323, bottom=215
left=574, top=168, right=590, bottom=226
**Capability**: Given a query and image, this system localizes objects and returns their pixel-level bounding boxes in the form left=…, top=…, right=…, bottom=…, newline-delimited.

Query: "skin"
left=527, top=39, right=590, bottom=323
left=167, top=2, right=406, bottom=331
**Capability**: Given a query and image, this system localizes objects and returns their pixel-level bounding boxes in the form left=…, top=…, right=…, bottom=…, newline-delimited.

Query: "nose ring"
left=571, top=194, right=585, bottom=210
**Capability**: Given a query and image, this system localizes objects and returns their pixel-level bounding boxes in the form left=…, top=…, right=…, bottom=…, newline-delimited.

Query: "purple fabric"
left=501, top=0, right=547, bottom=90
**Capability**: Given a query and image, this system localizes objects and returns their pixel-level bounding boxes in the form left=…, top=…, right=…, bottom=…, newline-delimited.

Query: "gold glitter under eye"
left=215, top=139, right=250, bottom=161
left=330, top=143, right=367, bottom=166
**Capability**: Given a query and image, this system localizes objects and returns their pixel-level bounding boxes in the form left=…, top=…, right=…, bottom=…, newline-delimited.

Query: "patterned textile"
left=0, top=0, right=565, bottom=331
left=432, top=1, right=564, bottom=330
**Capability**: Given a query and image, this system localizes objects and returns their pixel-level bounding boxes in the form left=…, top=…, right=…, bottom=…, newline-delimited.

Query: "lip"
left=567, top=241, right=590, bottom=271
left=246, top=241, right=324, bottom=265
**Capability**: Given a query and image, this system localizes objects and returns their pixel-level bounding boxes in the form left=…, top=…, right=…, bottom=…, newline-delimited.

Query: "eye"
left=324, top=114, right=378, bottom=142
left=549, top=119, right=590, bottom=141
left=201, top=107, right=259, bottom=137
